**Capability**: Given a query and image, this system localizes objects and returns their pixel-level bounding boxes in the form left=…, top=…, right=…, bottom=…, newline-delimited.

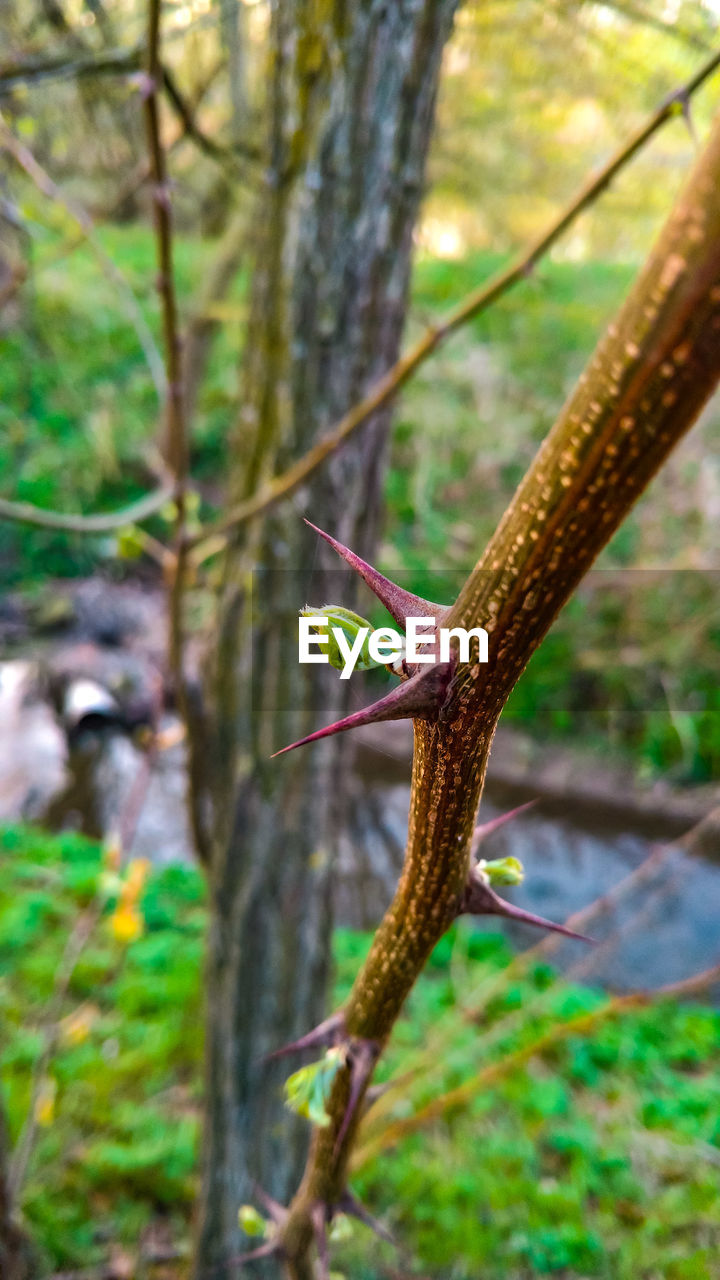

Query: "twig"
left=143, top=0, right=209, bottom=865
left=0, top=113, right=167, bottom=401
left=0, top=484, right=172, bottom=535
left=187, top=44, right=720, bottom=564
left=0, top=44, right=142, bottom=91
left=362, top=803, right=718, bottom=1147
left=142, top=7, right=186, bottom=493
left=8, top=903, right=102, bottom=1199
left=36, top=57, right=226, bottom=271
left=161, top=65, right=259, bottom=166
left=352, top=960, right=720, bottom=1167
left=590, top=0, right=712, bottom=53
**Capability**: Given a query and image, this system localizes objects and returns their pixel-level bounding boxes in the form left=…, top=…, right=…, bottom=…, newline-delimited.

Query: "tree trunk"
left=193, top=2, right=458, bottom=1274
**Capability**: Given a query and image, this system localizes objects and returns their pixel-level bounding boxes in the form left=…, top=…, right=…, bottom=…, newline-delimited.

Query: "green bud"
left=300, top=605, right=385, bottom=673
left=283, top=1046, right=344, bottom=1127
left=328, top=1215, right=354, bottom=1243
left=159, top=500, right=178, bottom=525
left=116, top=525, right=145, bottom=561
left=238, top=1205, right=268, bottom=1238
left=477, top=855, right=525, bottom=887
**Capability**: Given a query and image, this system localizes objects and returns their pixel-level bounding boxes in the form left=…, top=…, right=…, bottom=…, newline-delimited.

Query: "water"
left=341, top=744, right=720, bottom=996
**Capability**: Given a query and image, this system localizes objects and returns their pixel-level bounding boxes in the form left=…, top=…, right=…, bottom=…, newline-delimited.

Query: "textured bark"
left=278, top=112, right=720, bottom=1273
left=193, top=3, right=457, bottom=1274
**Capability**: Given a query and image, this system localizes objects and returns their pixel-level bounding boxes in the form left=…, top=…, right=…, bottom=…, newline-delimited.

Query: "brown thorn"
left=310, top=1202, right=330, bottom=1280
left=263, top=1011, right=346, bottom=1062
left=234, top=1239, right=280, bottom=1267
left=337, top=1190, right=397, bottom=1247
left=472, top=799, right=538, bottom=847
left=461, top=875, right=594, bottom=943
left=305, top=520, right=448, bottom=628
left=272, top=662, right=452, bottom=758
left=251, top=1182, right=287, bottom=1225
left=335, top=1039, right=381, bottom=1156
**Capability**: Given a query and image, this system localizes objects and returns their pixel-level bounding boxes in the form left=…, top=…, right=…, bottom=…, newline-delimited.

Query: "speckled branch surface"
left=277, top=113, right=720, bottom=1278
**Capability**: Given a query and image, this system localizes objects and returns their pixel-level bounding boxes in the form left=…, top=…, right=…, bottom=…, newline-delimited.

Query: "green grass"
left=2, top=824, right=720, bottom=1278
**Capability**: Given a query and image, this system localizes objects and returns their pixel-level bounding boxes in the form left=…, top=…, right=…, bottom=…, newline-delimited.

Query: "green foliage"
left=3, top=846, right=720, bottom=1273
left=336, top=927, right=720, bottom=1280
left=0, top=825, right=204, bottom=1269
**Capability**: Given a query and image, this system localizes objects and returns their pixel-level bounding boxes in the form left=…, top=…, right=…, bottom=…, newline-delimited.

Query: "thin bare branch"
left=188, top=45, right=720, bottom=564
left=8, top=902, right=103, bottom=1199
left=161, top=65, right=260, bottom=166
left=352, top=960, right=720, bottom=1167
left=0, top=44, right=142, bottom=91
left=143, top=0, right=210, bottom=866
left=0, top=485, right=172, bottom=535
left=0, top=113, right=167, bottom=400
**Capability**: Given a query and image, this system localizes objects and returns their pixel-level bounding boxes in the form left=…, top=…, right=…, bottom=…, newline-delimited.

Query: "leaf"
left=478, top=856, right=525, bottom=887
left=238, top=1205, right=269, bottom=1238
left=300, top=606, right=386, bottom=674
left=284, top=1047, right=345, bottom=1127
left=116, top=525, right=146, bottom=561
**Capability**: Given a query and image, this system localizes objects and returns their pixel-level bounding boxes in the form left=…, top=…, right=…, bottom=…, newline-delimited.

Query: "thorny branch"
left=264, top=110, right=720, bottom=1277
left=361, top=806, right=720, bottom=1149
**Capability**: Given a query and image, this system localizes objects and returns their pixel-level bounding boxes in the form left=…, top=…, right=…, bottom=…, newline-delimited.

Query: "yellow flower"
left=110, top=904, right=143, bottom=944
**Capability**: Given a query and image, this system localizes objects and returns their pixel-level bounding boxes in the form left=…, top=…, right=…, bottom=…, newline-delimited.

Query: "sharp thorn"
left=264, top=1011, right=346, bottom=1061
left=495, top=899, right=594, bottom=943
left=363, top=1080, right=394, bottom=1110
left=234, top=1240, right=279, bottom=1267
left=304, top=520, right=448, bottom=628
left=462, top=876, right=593, bottom=943
left=272, top=662, right=452, bottom=757
left=681, top=97, right=699, bottom=147
left=251, top=1182, right=287, bottom=1224
left=311, top=1202, right=330, bottom=1280
left=472, top=800, right=538, bottom=846
left=334, top=1039, right=381, bottom=1156
left=338, top=1191, right=397, bottom=1247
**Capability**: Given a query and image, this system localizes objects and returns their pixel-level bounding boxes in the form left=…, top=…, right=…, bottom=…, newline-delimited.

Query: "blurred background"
left=1, top=1, right=720, bottom=1277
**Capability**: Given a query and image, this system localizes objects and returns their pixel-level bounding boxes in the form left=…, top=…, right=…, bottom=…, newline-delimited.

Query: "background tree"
left=192, top=2, right=459, bottom=1270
